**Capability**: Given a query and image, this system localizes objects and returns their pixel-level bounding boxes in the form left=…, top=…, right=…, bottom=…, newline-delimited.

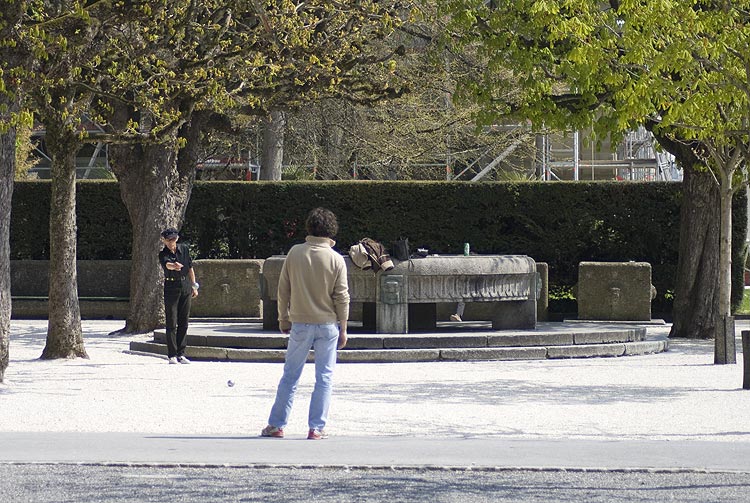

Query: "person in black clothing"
left=159, top=228, right=199, bottom=364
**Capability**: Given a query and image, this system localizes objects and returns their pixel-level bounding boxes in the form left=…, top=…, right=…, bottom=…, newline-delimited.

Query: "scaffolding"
left=539, top=126, right=681, bottom=182
left=29, top=118, right=111, bottom=179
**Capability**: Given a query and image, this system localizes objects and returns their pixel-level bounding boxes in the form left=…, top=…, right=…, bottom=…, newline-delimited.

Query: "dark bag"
left=392, top=238, right=410, bottom=261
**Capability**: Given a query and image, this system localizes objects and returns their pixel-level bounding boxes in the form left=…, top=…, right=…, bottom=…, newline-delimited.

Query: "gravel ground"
left=1, top=319, right=749, bottom=443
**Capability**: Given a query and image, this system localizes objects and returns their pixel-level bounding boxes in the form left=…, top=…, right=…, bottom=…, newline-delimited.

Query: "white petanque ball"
left=227, top=380, right=235, bottom=387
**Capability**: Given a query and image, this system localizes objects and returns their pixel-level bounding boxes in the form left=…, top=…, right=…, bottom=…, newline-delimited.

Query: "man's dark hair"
left=306, top=207, right=338, bottom=238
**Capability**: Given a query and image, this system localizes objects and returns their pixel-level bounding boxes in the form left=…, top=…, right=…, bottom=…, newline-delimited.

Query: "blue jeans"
left=268, top=322, right=339, bottom=431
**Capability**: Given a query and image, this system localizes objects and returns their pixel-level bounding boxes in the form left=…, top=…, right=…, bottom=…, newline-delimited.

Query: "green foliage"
left=737, top=288, right=750, bottom=316
left=14, top=118, right=38, bottom=179
left=12, top=180, right=749, bottom=317
left=440, top=1, right=750, bottom=148
left=1, top=1, right=414, bottom=151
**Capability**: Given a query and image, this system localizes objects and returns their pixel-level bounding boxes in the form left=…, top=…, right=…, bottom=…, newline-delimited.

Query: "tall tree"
left=7, top=1, right=117, bottom=359
left=0, top=1, right=30, bottom=379
left=440, top=0, right=750, bottom=362
left=101, top=0, right=414, bottom=334
left=20, top=1, right=129, bottom=359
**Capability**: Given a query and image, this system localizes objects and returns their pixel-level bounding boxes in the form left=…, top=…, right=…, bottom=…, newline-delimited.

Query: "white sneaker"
left=177, top=356, right=191, bottom=364
left=450, top=314, right=462, bottom=322
left=168, top=357, right=178, bottom=364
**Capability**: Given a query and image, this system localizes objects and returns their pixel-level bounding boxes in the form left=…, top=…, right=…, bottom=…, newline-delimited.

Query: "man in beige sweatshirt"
left=261, top=207, right=350, bottom=440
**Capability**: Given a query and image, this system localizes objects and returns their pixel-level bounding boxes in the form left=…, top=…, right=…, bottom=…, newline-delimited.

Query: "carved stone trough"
left=261, top=255, right=539, bottom=334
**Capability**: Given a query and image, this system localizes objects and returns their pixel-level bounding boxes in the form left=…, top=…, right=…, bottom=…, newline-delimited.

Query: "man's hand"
left=166, top=261, right=184, bottom=271
left=191, top=287, right=199, bottom=298
left=337, top=330, right=348, bottom=349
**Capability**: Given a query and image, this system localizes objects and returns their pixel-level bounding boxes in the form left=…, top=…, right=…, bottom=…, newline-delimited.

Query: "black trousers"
left=164, top=286, right=192, bottom=358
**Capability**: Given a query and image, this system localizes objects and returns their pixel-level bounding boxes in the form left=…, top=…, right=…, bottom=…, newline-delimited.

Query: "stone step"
left=151, top=324, right=646, bottom=350
left=129, top=336, right=668, bottom=363
left=130, top=321, right=667, bottom=363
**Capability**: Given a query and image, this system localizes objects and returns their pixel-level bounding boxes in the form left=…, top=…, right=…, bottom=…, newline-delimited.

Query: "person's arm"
left=277, top=258, right=292, bottom=334
left=337, top=319, right=347, bottom=349
left=159, top=249, right=183, bottom=271
left=332, top=256, right=350, bottom=348
left=188, top=267, right=199, bottom=298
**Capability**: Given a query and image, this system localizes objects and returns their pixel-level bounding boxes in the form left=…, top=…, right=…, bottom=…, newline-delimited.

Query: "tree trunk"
left=0, top=109, right=16, bottom=381
left=669, top=163, right=721, bottom=339
left=0, top=0, right=25, bottom=382
left=260, top=110, right=285, bottom=180
left=647, top=125, right=722, bottom=340
left=41, top=123, right=87, bottom=359
left=712, top=147, right=743, bottom=365
left=109, top=114, right=203, bottom=334
left=111, top=144, right=175, bottom=333
left=716, top=182, right=736, bottom=364
left=324, top=118, right=346, bottom=176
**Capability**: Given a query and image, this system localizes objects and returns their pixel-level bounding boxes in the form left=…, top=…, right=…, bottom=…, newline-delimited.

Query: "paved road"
left=2, top=464, right=749, bottom=503
left=4, top=432, right=750, bottom=473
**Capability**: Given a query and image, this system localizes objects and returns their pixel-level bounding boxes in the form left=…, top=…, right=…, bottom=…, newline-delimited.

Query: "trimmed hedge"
left=10, top=180, right=748, bottom=317
left=11, top=181, right=131, bottom=260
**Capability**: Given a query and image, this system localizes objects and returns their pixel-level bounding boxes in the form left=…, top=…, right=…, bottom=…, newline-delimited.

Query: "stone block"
left=577, top=261, right=654, bottom=321
left=573, top=328, right=645, bottom=344
left=336, top=349, right=440, bottom=363
left=208, top=335, right=287, bottom=349
left=186, top=346, right=229, bottom=360
left=191, top=259, right=263, bottom=317
left=487, top=333, right=574, bottom=347
left=225, top=348, right=291, bottom=362
left=129, top=341, right=167, bottom=355
left=491, top=300, right=537, bottom=329
left=377, top=274, right=408, bottom=334
left=345, top=335, right=385, bottom=350
left=383, top=335, right=488, bottom=349
left=547, top=343, right=626, bottom=359
left=624, top=339, right=669, bottom=355
left=440, top=347, right=547, bottom=361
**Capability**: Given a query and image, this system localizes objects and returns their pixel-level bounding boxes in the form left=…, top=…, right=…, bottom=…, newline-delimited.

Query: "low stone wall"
left=11, top=260, right=131, bottom=319
left=11, top=258, right=544, bottom=323
left=11, top=260, right=132, bottom=297
left=10, top=259, right=263, bottom=319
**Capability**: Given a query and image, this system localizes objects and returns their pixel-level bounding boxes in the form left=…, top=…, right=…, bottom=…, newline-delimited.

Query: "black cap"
left=161, top=228, right=179, bottom=239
